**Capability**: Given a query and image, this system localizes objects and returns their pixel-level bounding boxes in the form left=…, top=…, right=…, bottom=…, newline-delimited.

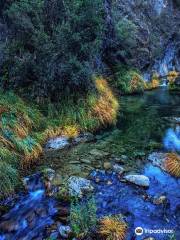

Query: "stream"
left=0, top=87, right=180, bottom=240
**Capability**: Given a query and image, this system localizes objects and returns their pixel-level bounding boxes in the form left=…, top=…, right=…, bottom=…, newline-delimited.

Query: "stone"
left=80, top=158, right=92, bottom=164
left=89, top=149, right=109, bottom=158
left=50, top=231, right=59, bottom=239
left=74, top=133, right=94, bottom=144
left=0, top=220, right=20, bottom=232
left=147, top=152, right=167, bottom=171
left=143, top=238, right=155, bottom=240
left=103, top=162, right=112, bottom=170
left=153, top=195, right=167, bottom=205
left=46, top=136, right=69, bottom=150
left=163, top=117, right=180, bottom=124
left=124, top=174, right=150, bottom=187
left=51, top=174, right=62, bottom=187
left=113, top=164, right=124, bottom=175
left=41, top=168, right=55, bottom=181
left=58, top=224, right=72, bottom=238
left=68, top=176, right=94, bottom=198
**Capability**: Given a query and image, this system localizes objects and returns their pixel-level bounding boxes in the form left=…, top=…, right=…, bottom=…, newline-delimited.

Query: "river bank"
left=0, top=87, right=180, bottom=239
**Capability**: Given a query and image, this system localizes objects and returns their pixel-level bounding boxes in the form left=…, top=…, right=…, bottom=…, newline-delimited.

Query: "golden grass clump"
left=151, top=78, right=159, bottom=89
left=92, top=78, right=119, bottom=126
left=144, top=73, right=160, bottom=90
left=61, top=125, right=79, bottom=138
left=165, top=153, right=180, bottom=177
left=99, top=216, right=127, bottom=240
left=167, top=71, right=179, bottom=83
left=130, top=73, right=142, bottom=92
left=22, top=143, right=43, bottom=168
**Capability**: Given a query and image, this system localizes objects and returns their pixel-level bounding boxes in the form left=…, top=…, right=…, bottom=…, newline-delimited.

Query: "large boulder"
left=124, top=174, right=150, bottom=187
left=68, top=176, right=94, bottom=198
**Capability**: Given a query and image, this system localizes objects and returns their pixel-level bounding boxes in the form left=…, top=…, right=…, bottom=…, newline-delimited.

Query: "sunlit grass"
left=144, top=73, right=160, bottom=90
left=165, top=153, right=180, bottom=177
left=167, top=71, right=179, bottom=83
left=0, top=79, right=119, bottom=196
left=99, top=216, right=128, bottom=240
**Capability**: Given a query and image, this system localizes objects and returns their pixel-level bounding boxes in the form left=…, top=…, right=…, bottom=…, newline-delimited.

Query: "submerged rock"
left=103, top=162, right=112, bottom=170
left=153, top=195, right=167, bottom=205
left=89, top=149, right=109, bottom=158
left=163, top=117, right=180, bottom=124
left=41, top=168, right=55, bottom=181
left=147, top=152, right=167, bottom=171
left=68, top=176, right=94, bottom=198
left=123, top=174, right=150, bottom=187
left=113, top=164, right=124, bottom=175
left=74, top=133, right=95, bottom=144
left=58, top=223, right=72, bottom=238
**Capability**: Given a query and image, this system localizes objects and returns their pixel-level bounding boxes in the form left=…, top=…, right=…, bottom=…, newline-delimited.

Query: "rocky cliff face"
left=108, top=0, right=180, bottom=76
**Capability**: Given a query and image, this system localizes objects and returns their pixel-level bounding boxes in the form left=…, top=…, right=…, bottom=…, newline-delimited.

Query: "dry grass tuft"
left=167, top=71, right=179, bottom=83
left=92, top=78, right=119, bottom=126
left=99, top=216, right=127, bottom=240
left=165, top=153, right=180, bottom=177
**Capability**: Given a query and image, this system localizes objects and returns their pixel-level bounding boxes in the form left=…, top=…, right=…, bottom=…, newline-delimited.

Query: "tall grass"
left=0, top=78, right=119, bottom=197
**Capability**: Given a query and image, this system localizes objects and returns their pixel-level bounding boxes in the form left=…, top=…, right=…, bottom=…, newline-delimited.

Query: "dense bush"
left=114, top=65, right=145, bottom=94
left=1, top=0, right=104, bottom=102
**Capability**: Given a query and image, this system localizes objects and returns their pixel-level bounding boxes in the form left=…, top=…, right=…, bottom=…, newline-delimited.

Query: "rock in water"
left=147, top=152, right=167, bottom=171
left=113, top=164, right=124, bottom=175
left=46, top=136, right=69, bottom=150
left=103, top=162, right=112, bottom=170
left=58, top=223, right=71, bottom=238
left=124, top=175, right=150, bottom=187
left=68, top=176, right=94, bottom=198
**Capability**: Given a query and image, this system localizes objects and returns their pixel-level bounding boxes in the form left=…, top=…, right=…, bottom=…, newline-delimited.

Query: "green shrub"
left=114, top=65, right=145, bottom=94
left=69, top=197, right=97, bottom=237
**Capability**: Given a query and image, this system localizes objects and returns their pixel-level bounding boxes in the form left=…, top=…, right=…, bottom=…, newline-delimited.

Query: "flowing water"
left=0, top=87, right=180, bottom=240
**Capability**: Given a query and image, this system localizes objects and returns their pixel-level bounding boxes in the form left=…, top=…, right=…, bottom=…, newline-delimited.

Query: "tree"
left=2, top=0, right=104, bottom=102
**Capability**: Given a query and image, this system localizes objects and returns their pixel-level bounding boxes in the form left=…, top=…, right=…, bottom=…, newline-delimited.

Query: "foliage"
left=0, top=162, right=20, bottom=197
left=116, top=18, right=138, bottom=49
left=0, top=82, right=118, bottom=196
left=69, top=197, right=97, bottom=237
left=2, top=0, right=104, bottom=102
left=99, top=216, right=127, bottom=240
left=167, top=71, right=179, bottom=83
left=144, top=73, right=160, bottom=90
left=114, top=65, right=145, bottom=94
left=167, top=71, right=180, bottom=91
left=165, top=153, right=180, bottom=177
left=0, top=147, right=18, bottom=168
